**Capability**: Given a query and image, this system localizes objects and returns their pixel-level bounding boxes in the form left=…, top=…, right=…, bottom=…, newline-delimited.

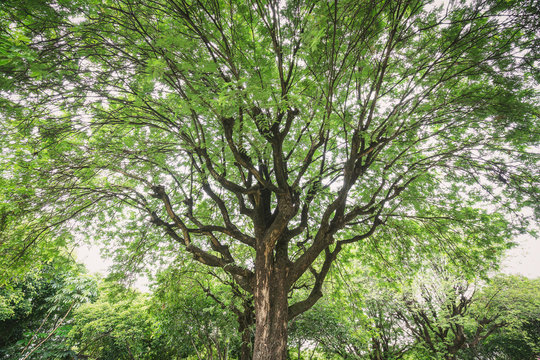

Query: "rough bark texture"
left=252, top=239, right=290, bottom=360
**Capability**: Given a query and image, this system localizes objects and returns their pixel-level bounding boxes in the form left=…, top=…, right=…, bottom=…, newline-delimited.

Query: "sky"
left=500, top=234, right=540, bottom=279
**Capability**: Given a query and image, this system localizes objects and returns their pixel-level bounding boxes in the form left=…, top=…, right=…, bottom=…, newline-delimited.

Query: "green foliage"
left=68, top=283, right=169, bottom=360
left=151, top=267, right=244, bottom=360
left=0, top=261, right=97, bottom=360
left=1, top=0, right=537, bottom=275
left=386, top=269, right=540, bottom=360
left=289, top=300, right=370, bottom=360
left=460, top=275, right=540, bottom=360
left=2, top=255, right=539, bottom=360
left=0, top=0, right=539, bottom=356
left=290, top=259, right=540, bottom=360
left=289, top=260, right=411, bottom=360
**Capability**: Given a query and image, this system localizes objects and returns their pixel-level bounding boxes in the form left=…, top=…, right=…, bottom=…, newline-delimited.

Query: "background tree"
left=68, top=283, right=171, bottom=360
left=392, top=268, right=540, bottom=360
left=1, top=0, right=538, bottom=358
left=288, top=300, right=360, bottom=360
left=395, top=268, right=485, bottom=359
left=0, top=261, right=97, bottom=360
left=459, top=275, right=540, bottom=360
left=288, top=259, right=413, bottom=360
left=152, top=266, right=250, bottom=360
left=361, top=282, right=411, bottom=360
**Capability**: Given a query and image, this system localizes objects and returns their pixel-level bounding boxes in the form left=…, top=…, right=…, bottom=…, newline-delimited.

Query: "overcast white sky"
left=500, top=234, right=540, bottom=278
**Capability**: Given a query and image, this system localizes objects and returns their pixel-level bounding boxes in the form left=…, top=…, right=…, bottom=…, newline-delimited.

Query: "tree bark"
left=252, top=243, right=289, bottom=360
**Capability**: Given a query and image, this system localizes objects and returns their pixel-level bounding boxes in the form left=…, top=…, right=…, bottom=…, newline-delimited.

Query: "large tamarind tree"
left=1, top=0, right=538, bottom=358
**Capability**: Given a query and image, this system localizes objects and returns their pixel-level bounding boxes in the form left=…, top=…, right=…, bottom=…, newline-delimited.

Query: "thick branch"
left=288, top=243, right=341, bottom=319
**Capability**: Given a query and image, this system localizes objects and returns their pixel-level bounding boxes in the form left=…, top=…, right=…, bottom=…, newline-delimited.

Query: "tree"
left=362, top=284, right=411, bottom=360
left=288, top=300, right=360, bottom=360
left=288, top=267, right=540, bottom=360
left=0, top=262, right=97, bottom=360
left=394, top=268, right=489, bottom=359
left=393, top=270, right=540, bottom=360
left=460, top=275, right=540, bottom=360
left=152, top=266, right=250, bottom=360
left=68, top=283, right=170, bottom=360
left=288, top=261, right=412, bottom=360
left=1, top=0, right=538, bottom=358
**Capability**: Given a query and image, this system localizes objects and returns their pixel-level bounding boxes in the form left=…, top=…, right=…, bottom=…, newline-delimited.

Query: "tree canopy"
left=1, top=0, right=538, bottom=358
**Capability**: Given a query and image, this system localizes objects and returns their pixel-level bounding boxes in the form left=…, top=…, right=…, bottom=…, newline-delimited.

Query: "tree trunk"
left=252, top=246, right=289, bottom=360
